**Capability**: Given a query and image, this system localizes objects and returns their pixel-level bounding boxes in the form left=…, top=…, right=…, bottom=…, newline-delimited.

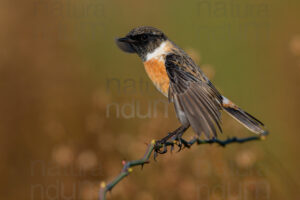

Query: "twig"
left=99, top=133, right=268, bottom=200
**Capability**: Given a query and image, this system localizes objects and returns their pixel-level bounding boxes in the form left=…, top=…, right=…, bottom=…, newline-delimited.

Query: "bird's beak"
left=115, top=37, right=136, bottom=53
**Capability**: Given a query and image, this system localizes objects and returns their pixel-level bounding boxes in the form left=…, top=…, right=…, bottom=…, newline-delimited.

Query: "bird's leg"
left=158, top=125, right=189, bottom=144
left=155, top=125, right=189, bottom=154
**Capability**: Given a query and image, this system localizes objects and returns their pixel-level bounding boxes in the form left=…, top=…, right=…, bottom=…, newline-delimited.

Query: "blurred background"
left=1, top=0, right=300, bottom=199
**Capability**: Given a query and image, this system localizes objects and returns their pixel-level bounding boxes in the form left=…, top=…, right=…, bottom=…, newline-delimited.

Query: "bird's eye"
left=141, top=34, right=148, bottom=41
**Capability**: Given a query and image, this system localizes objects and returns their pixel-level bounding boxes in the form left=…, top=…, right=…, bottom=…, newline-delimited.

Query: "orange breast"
left=143, top=58, right=170, bottom=97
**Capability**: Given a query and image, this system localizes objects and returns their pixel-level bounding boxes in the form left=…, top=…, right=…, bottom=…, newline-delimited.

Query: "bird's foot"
left=153, top=139, right=169, bottom=160
left=170, top=134, right=191, bottom=152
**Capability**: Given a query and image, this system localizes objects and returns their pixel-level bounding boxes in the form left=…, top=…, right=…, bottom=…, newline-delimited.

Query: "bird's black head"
left=116, top=26, right=167, bottom=60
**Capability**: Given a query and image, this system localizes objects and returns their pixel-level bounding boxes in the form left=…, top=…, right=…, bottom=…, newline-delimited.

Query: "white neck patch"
left=145, top=41, right=168, bottom=61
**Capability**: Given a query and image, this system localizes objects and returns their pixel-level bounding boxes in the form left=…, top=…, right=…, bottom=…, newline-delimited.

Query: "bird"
left=115, top=26, right=267, bottom=145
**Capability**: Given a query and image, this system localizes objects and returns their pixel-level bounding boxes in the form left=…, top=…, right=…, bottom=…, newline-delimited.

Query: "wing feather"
left=166, top=53, right=222, bottom=138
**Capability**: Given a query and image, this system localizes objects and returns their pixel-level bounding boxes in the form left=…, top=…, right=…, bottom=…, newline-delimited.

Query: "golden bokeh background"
left=0, top=0, right=299, bottom=199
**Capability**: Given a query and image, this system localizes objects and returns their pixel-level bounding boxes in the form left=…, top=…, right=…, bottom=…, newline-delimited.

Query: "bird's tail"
left=221, top=96, right=267, bottom=135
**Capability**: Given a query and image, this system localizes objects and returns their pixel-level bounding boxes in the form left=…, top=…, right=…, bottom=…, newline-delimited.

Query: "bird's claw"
left=153, top=140, right=168, bottom=160
left=153, top=132, right=190, bottom=158
left=170, top=135, right=190, bottom=152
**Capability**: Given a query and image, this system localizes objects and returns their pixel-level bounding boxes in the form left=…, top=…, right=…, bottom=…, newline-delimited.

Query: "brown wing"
left=166, top=53, right=222, bottom=139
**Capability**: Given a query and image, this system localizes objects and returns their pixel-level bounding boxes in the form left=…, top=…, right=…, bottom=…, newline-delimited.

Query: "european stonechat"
left=115, top=26, right=267, bottom=143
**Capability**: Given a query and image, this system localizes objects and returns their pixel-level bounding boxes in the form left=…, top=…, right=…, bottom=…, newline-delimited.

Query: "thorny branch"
left=99, top=133, right=268, bottom=200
